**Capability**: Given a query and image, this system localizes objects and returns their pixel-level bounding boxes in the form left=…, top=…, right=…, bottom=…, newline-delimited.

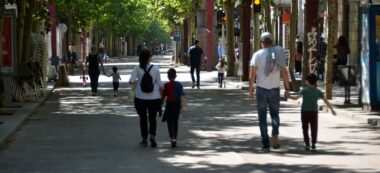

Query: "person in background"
left=105, top=66, right=121, bottom=97
left=67, top=46, right=77, bottom=75
left=218, top=42, right=223, bottom=60
left=215, top=57, right=228, bottom=88
left=317, top=37, right=327, bottom=80
left=334, top=36, right=350, bottom=66
left=295, top=41, right=303, bottom=75
left=86, top=46, right=105, bottom=96
left=188, top=40, right=204, bottom=89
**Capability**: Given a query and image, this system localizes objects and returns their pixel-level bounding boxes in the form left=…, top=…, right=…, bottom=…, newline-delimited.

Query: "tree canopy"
left=55, top=0, right=192, bottom=44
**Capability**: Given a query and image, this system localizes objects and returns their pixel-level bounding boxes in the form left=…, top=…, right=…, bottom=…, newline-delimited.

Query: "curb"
left=0, top=85, right=55, bottom=149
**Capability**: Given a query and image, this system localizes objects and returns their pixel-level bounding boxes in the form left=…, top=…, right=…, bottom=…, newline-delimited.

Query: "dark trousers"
left=295, top=60, right=302, bottom=74
left=190, top=65, right=200, bottom=87
left=88, top=70, right=100, bottom=93
left=301, top=111, right=318, bottom=146
left=113, top=82, right=119, bottom=92
left=218, top=73, right=224, bottom=86
left=164, top=102, right=181, bottom=139
left=134, top=98, right=162, bottom=140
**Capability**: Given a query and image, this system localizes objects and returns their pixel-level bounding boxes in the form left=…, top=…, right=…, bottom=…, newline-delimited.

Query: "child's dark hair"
left=220, top=58, right=227, bottom=68
left=112, top=66, right=117, bottom=72
left=167, top=68, right=177, bottom=79
left=306, top=73, right=318, bottom=86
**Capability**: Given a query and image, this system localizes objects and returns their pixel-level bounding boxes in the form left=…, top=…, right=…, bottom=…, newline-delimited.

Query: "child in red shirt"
left=162, top=68, right=185, bottom=148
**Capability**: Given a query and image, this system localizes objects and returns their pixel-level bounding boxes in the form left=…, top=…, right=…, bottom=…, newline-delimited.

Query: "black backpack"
left=141, top=65, right=154, bottom=93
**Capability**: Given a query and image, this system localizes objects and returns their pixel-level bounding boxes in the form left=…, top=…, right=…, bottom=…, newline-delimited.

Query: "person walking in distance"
left=86, top=46, right=105, bottom=96
left=67, top=46, right=77, bottom=75
left=188, top=40, right=204, bottom=89
left=288, top=74, right=336, bottom=152
left=248, top=32, right=291, bottom=152
left=215, top=57, right=228, bottom=88
left=161, top=68, right=185, bottom=148
left=105, top=66, right=121, bottom=97
left=129, top=50, right=163, bottom=148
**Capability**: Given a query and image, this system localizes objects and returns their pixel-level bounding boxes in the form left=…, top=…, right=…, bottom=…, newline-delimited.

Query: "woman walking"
left=86, top=46, right=105, bottom=96
left=129, top=50, right=163, bottom=148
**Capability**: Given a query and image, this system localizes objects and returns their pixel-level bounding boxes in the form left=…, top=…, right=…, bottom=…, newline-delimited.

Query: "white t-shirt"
left=250, top=46, right=286, bottom=89
left=129, top=64, right=163, bottom=100
left=111, top=72, right=120, bottom=83
left=215, top=63, right=228, bottom=73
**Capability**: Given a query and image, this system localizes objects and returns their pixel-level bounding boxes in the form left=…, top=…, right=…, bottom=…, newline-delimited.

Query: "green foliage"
left=56, top=0, right=178, bottom=44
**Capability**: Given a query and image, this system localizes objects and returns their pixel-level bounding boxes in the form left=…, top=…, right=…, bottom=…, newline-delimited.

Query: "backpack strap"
left=147, top=65, right=154, bottom=72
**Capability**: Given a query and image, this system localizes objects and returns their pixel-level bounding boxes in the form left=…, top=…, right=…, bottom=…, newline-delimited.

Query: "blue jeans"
left=218, top=73, right=224, bottom=86
left=256, top=87, right=280, bottom=147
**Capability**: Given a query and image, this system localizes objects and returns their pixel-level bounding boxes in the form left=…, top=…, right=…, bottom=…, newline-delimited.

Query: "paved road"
left=0, top=56, right=379, bottom=173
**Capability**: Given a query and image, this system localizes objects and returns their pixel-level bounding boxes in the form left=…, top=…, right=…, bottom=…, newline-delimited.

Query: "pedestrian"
left=288, top=73, right=336, bottom=152
left=218, top=42, right=223, bottom=60
left=86, top=46, right=105, bottom=96
left=129, top=49, right=163, bottom=148
left=248, top=32, right=291, bottom=152
left=105, top=66, right=121, bottom=97
left=67, top=46, right=77, bottom=75
left=234, top=43, right=241, bottom=78
left=188, top=40, right=204, bottom=89
left=334, top=36, right=350, bottom=66
left=317, top=37, right=327, bottom=80
left=295, top=41, right=303, bottom=75
left=215, top=57, right=228, bottom=88
left=161, top=68, right=185, bottom=148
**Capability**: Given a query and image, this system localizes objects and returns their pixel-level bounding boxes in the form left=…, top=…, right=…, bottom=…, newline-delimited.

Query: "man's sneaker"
left=311, top=146, right=317, bottom=152
left=261, top=147, right=270, bottom=152
left=192, top=83, right=195, bottom=89
left=150, top=138, right=157, bottom=148
left=139, top=140, right=148, bottom=147
left=305, top=145, right=310, bottom=151
left=272, top=135, right=281, bottom=149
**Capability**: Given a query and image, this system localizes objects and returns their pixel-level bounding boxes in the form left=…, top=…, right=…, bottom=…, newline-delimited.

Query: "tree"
left=288, top=0, right=298, bottom=89
left=241, top=0, right=251, bottom=81
left=264, top=0, right=273, bottom=33
left=325, top=0, right=338, bottom=99
left=0, top=0, right=5, bottom=106
left=222, top=0, right=236, bottom=77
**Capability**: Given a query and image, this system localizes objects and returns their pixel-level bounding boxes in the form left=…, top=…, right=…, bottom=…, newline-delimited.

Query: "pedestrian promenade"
left=0, top=55, right=379, bottom=173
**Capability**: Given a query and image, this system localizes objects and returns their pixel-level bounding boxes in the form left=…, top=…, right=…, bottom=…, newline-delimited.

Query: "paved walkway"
left=0, top=55, right=379, bottom=173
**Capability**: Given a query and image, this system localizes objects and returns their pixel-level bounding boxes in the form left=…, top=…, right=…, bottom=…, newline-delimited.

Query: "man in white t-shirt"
left=248, top=32, right=290, bottom=152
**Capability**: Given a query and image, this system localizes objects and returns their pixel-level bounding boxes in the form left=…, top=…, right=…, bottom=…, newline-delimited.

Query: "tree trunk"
left=0, top=0, right=5, bottom=107
left=224, top=2, right=235, bottom=77
left=241, top=0, right=251, bottom=81
left=253, top=13, right=260, bottom=52
left=325, top=0, right=338, bottom=99
left=302, top=0, right=319, bottom=84
left=288, top=0, right=298, bottom=75
left=264, top=0, right=273, bottom=33
left=127, top=34, right=133, bottom=56
left=17, top=0, right=27, bottom=63
left=21, top=0, right=36, bottom=63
